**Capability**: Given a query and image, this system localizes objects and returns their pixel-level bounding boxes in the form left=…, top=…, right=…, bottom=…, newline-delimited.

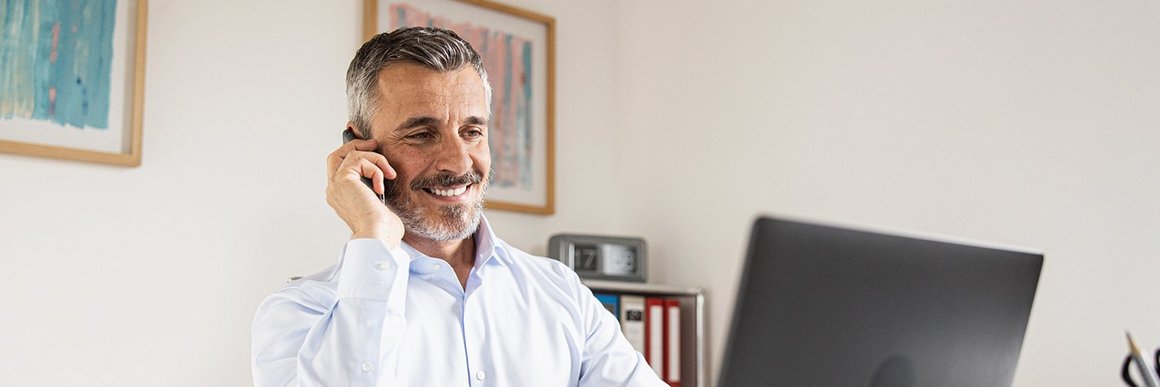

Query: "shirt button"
left=432, top=263, right=440, bottom=270
left=361, top=362, right=373, bottom=372
left=475, top=370, right=486, bottom=380
left=374, top=261, right=389, bottom=271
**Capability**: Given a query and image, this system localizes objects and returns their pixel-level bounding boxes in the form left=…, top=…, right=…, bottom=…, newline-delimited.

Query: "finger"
left=342, top=144, right=396, bottom=180
left=375, top=156, right=397, bottom=180
left=336, top=151, right=386, bottom=188
left=342, top=150, right=389, bottom=174
left=326, top=150, right=342, bottom=180
left=331, top=147, right=385, bottom=180
left=342, top=138, right=380, bottom=154
left=328, top=143, right=364, bottom=179
left=356, top=158, right=386, bottom=195
left=330, top=138, right=379, bottom=166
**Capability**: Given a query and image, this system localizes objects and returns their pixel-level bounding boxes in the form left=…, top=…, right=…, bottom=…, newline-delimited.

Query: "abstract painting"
left=0, top=0, right=147, bottom=166
left=367, top=0, right=555, bottom=214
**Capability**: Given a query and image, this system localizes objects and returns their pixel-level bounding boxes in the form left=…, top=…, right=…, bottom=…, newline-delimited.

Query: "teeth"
left=431, top=186, right=468, bottom=197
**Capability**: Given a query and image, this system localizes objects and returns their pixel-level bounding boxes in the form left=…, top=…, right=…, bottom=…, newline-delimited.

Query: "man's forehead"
left=376, top=64, right=485, bottom=94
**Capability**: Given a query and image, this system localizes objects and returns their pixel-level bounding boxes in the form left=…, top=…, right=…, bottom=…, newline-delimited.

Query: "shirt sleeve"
left=251, top=239, right=410, bottom=387
left=574, top=280, right=669, bottom=386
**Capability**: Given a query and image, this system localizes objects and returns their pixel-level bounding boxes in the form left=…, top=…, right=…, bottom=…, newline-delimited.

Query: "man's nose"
left=433, top=138, right=472, bottom=174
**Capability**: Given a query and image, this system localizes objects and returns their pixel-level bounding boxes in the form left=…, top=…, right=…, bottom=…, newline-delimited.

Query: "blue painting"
left=0, top=0, right=118, bottom=130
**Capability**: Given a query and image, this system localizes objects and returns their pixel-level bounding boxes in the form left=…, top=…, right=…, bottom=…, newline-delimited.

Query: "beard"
left=384, top=169, right=490, bottom=242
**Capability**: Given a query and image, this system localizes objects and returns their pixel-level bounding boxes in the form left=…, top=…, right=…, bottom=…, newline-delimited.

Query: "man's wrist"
left=351, top=228, right=401, bottom=249
left=337, top=238, right=409, bottom=301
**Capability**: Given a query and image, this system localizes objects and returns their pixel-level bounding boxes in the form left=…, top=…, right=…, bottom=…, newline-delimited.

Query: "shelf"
left=583, top=279, right=703, bottom=296
left=583, top=280, right=706, bottom=387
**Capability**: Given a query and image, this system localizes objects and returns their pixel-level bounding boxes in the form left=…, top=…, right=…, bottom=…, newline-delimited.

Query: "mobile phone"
left=342, top=128, right=387, bottom=205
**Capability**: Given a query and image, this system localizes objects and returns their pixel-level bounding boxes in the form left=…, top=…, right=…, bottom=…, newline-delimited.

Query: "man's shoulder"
left=498, top=240, right=564, bottom=267
left=496, top=240, right=582, bottom=285
left=259, top=264, right=341, bottom=312
left=290, top=263, right=341, bottom=285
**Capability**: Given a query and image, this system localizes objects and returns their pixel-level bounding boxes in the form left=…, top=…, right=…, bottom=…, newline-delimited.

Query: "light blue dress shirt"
left=252, top=217, right=665, bottom=386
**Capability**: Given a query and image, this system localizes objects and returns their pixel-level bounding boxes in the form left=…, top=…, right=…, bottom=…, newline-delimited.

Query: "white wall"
left=612, top=0, right=1160, bottom=386
left=2, top=0, right=1157, bottom=386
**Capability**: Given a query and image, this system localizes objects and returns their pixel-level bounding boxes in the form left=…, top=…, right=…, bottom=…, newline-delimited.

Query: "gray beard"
left=384, top=170, right=492, bottom=242
left=394, top=195, right=484, bottom=242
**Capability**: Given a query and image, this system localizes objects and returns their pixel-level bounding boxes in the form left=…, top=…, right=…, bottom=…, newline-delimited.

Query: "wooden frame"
left=365, top=0, right=556, bottom=214
left=0, top=0, right=148, bottom=167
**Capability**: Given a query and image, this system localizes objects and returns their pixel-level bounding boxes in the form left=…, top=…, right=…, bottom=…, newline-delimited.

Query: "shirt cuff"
left=336, top=239, right=410, bottom=301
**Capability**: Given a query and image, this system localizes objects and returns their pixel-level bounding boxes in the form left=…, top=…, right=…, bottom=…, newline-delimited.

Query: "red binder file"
left=664, top=299, right=682, bottom=386
left=644, top=297, right=666, bottom=378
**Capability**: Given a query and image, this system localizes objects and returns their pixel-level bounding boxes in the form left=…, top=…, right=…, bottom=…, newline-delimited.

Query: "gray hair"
left=346, top=27, right=491, bottom=139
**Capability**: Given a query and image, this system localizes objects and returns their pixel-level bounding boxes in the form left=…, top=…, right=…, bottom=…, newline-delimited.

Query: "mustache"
left=410, top=170, right=484, bottom=190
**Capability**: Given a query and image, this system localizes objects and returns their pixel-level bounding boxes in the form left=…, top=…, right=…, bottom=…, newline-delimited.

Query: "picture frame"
left=0, top=0, right=148, bottom=167
left=365, top=0, right=556, bottom=215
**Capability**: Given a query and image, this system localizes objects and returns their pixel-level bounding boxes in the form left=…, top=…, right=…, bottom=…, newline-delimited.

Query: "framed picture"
left=0, top=0, right=148, bottom=167
left=366, top=0, right=556, bottom=215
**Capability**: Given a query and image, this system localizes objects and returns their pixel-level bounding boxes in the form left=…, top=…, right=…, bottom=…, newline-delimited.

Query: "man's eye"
left=464, top=128, right=485, bottom=138
left=408, top=132, right=434, bottom=139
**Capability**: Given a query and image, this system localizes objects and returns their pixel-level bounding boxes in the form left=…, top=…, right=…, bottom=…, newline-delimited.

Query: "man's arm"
left=251, top=240, right=409, bottom=386
left=251, top=134, right=407, bottom=386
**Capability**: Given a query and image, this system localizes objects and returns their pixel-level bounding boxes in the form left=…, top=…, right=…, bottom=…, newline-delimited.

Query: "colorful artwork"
left=0, top=0, right=118, bottom=130
left=0, top=0, right=146, bottom=166
left=389, top=3, right=534, bottom=190
left=371, top=0, right=554, bottom=214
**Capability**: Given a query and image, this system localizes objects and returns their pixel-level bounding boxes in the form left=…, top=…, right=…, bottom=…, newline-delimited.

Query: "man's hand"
left=325, top=138, right=405, bottom=248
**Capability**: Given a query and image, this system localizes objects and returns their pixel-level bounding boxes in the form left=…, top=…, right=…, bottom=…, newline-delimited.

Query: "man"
left=251, top=27, right=664, bottom=386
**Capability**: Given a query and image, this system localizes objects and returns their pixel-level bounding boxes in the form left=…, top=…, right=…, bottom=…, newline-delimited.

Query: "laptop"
left=718, top=217, right=1043, bottom=387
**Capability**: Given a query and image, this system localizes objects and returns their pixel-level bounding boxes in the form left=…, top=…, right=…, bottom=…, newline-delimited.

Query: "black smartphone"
left=342, top=128, right=387, bottom=205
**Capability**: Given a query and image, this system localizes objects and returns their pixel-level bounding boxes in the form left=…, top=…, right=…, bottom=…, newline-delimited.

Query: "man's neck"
left=403, top=233, right=476, bottom=288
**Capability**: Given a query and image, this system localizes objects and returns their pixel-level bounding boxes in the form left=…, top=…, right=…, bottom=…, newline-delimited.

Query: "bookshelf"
left=583, top=280, right=706, bottom=387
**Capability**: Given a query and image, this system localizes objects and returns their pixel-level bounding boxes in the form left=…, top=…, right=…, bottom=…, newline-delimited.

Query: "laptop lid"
left=718, top=217, right=1043, bottom=387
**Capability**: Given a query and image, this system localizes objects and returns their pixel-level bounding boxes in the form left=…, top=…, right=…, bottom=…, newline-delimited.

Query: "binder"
left=594, top=293, right=620, bottom=317
left=620, top=295, right=646, bottom=353
left=664, top=299, right=682, bottom=386
left=645, top=297, right=666, bottom=377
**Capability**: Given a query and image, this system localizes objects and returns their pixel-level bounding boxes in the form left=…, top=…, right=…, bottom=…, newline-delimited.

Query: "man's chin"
left=402, top=203, right=483, bottom=242
left=409, top=221, right=479, bottom=242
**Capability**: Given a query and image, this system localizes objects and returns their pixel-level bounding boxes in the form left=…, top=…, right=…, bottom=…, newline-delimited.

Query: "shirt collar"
left=399, top=214, right=512, bottom=270
left=472, top=215, right=512, bottom=268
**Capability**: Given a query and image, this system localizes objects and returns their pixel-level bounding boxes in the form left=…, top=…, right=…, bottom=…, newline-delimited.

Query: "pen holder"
left=1122, top=348, right=1160, bottom=387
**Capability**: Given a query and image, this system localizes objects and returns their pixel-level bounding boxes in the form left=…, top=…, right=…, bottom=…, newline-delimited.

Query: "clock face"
left=574, top=244, right=600, bottom=271
left=549, top=234, right=647, bottom=282
left=601, top=244, right=637, bottom=275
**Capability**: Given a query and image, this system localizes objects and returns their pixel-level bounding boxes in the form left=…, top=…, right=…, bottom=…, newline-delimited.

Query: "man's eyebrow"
left=394, top=116, right=440, bottom=131
left=394, top=116, right=488, bottom=131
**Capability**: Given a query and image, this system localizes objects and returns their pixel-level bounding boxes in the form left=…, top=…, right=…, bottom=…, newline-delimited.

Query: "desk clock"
left=547, top=234, right=647, bottom=282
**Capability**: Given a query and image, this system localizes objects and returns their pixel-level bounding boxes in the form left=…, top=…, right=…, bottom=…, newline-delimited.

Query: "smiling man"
left=251, top=27, right=664, bottom=386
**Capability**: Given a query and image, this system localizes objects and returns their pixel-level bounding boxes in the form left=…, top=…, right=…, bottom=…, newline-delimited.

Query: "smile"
left=424, top=185, right=469, bottom=198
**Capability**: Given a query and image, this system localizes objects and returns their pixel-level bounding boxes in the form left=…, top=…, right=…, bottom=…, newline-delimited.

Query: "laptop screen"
left=718, top=217, right=1042, bottom=387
